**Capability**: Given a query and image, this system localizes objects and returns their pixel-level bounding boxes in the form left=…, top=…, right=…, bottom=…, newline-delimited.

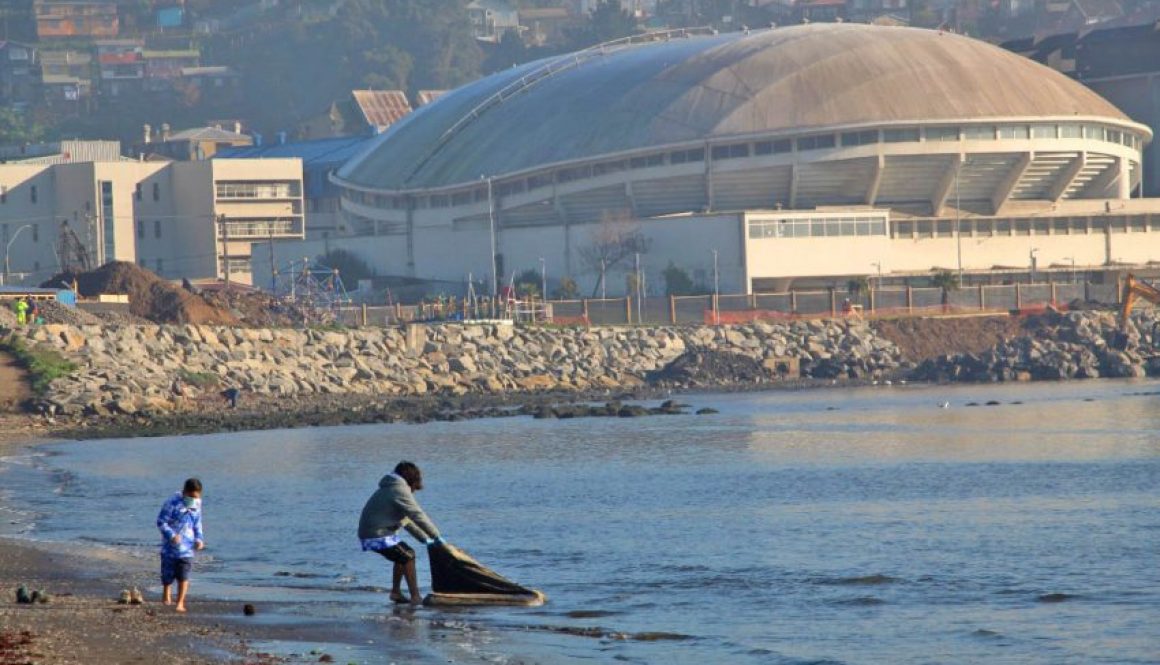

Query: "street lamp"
left=539, top=257, right=546, bottom=301
left=712, top=249, right=720, bottom=322
left=1029, top=247, right=1038, bottom=283
left=1063, top=256, right=1076, bottom=284
left=3, top=224, right=33, bottom=287
left=483, top=175, right=497, bottom=297
left=955, top=158, right=965, bottom=287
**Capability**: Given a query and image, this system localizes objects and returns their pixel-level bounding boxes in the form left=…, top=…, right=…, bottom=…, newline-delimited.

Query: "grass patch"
left=0, top=334, right=79, bottom=395
left=177, top=369, right=219, bottom=388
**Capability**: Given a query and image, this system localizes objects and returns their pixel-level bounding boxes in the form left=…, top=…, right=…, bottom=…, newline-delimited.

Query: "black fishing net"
left=428, top=542, right=536, bottom=595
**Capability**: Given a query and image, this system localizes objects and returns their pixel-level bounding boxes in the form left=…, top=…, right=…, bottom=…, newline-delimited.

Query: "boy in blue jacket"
left=156, top=478, right=205, bottom=613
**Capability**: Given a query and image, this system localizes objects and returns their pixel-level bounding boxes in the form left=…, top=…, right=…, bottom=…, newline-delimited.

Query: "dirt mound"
left=43, top=262, right=238, bottom=326
left=872, top=315, right=1029, bottom=363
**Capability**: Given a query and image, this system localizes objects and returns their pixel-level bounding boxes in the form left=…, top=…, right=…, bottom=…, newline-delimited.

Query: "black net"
left=428, top=543, right=536, bottom=595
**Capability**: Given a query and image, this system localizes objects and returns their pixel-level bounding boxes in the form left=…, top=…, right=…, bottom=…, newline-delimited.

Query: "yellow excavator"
left=1116, top=274, right=1160, bottom=350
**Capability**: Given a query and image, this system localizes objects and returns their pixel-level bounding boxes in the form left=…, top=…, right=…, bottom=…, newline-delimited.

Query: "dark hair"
left=394, top=461, right=422, bottom=491
left=183, top=478, right=203, bottom=495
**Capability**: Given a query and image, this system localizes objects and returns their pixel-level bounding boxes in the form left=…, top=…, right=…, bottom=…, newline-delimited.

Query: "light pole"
left=3, top=224, right=33, bottom=287
left=712, top=248, right=720, bottom=322
left=1029, top=247, right=1038, bottom=283
left=539, top=257, right=546, bottom=301
left=955, top=159, right=964, bottom=287
left=484, top=175, right=497, bottom=297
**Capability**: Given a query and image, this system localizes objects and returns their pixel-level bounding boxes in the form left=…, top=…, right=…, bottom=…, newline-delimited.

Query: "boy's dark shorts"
left=160, top=555, right=193, bottom=585
left=375, top=541, right=416, bottom=564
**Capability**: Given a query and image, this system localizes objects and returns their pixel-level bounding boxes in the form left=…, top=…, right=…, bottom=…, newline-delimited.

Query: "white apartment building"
left=0, top=156, right=304, bottom=287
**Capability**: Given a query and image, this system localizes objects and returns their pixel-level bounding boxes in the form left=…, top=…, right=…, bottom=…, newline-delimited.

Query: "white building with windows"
left=290, top=23, right=1160, bottom=295
left=0, top=151, right=303, bottom=286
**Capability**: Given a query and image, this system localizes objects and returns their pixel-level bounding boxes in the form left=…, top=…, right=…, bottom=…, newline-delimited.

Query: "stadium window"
left=1107, top=130, right=1122, bottom=144
left=30, top=185, right=37, bottom=204
left=152, top=182, right=160, bottom=201
left=1053, top=218, right=1069, bottom=234
left=917, top=220, right=934, bottom=238
left=1033, top=219, right=1050, bottom=235
left=1070, top=217, right=1088, bottom=233
left=154, top=220, right=161, bottom=238
left=1031, top=125, right=1056, bottom=139
left=156, top=258, right=163, bottom=273
left=687, top=148, right=705, bottom=162
left=754, top=141, right=772, bottom=155
left=895, top=221, right=914, bottom=237
left=452, top=191, right=472, bottom=206
left=957, top=219, right=973, bottom=236
left=840, top=218, right=856, bottom=235
left=1130, top=216, right=1146, bottom=232
left=798, top=135, right=835, bottom=151
left=32, top=224, right=38, bottom=242
left=884, top=128, right=920, bottom=143
left=841, top=130, right=879, bottom=146
left=135, top=183, right=142, bottom=201
left=936, top=220, right=953, bottom=237
left=474, top=188, right=488, bottom=203
left=772, top=139, right=792, bottom=154
left=528, top=174, right=553, bottom=189
left=1058, top=125, right=1082, bottom=139
left=1015, top=218, right=1031, bottom=236
left=963, top=126, right=995, bottom=140
left=998, top=125, right=1030, bottom=140
left=1083, top=125, right=1104, bottom=141
left=630, top=154, right=663, bottom=169
left=925, top=127, right=960, bottom=142
left=1109, top=216, right=1127, bottom=233
left=593, top=160, right=626, bottom=175
left=995, top=219, right=1012, bottom=234
left=137, top=220, right=144, bottom=239
left=711, top=145, right=730, bottom=160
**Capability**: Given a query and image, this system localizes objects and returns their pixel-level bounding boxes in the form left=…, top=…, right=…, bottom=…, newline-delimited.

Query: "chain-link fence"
left=331, top=281, right=1123, bottom=327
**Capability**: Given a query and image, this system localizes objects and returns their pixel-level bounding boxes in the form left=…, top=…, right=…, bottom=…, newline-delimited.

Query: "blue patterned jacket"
left=157, top=492, right=204, bottom=559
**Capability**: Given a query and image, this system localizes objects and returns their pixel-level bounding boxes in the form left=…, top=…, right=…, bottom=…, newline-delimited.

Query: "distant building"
left=795, top=0, right=849, bottom=23
left=142, top=48, right=200, bottom=92
left=216, top=135, right=377, bottom=240
left=134, top=124, right=253, bottom=162
left=0, top=155, right=305, bottom=286
left=300, top=90, right=414, bottom=139
left=95, top=39, right=144, bottom=99
left=178, top=65, right=242, bottom=104
left=518, top=7, right=578, bottom=47
left=0, top=41, right=39, bottom=109
left=415, top=90, right=448, bottom=107
left=0, top=139, right=122, bottom=164
left=34, top=0, right=119, bottom=39
left=38, top=48, right=93, bottom=110
left=467, top=0, right=521, bottom=44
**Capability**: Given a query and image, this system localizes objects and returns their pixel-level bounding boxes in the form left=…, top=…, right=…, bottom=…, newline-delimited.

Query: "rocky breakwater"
left=911, top=310, right=1160, bottom=383
left=18, top=319, right=904, bottom=419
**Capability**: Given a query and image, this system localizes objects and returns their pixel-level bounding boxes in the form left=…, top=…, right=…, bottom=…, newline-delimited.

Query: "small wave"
left=513, top=623, right=695, bottom=642
left=1037, top=592, right=1077, bottom=603
left=971, top=629, right=1003, bottom=639
left=831, top=596, right=885, bottom=607
left=818, top=574, right=900, bottom=586
left=564, top=610, right=621, bottom=619
left=273, top=570, right=330, bottom=579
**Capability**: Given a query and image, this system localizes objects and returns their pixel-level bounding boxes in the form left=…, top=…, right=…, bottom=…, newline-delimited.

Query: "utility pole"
left=712, top=248, right=720, bottom=322
left=485, top=175, right=497, bottom=296
left=539, top=257, right=546, bottom=301
left=219, top=213, right=230, bottom=293
left=268, top=228, right=276, bottom=293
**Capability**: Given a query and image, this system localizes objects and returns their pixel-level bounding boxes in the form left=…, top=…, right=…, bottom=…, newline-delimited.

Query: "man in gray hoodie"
left=358, top=461, right=443, bottom=605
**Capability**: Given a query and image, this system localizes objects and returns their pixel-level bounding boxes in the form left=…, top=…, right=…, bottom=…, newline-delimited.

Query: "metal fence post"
left=361, top=303, right=368, bottom=326
left=869, top=287, right=876, bottom=313
left=669, top=295, right=677, bottom=324
left=829, top=287, right=837, bottom=317
left=625, top=296, right=632, bottom=324
left=1015, top=283, right=1022, bottom=310
left=1084, top=280, right=1090, bottom=303
left=978, top=284, right=985, bottom=310
left=1050, top=282, right=1057, bottom=305
left=582, top=298, right=589, bottom=321
left=790, top=290, right=797, bottom=313
left=906, top=286, right=913, bottom=312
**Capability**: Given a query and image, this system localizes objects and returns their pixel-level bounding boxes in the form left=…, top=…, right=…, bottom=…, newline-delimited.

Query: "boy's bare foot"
left=388, top=592, right=407, bottom=604
left=163, top=598, right=173, bottom=605
left=175, top=605, right=187, bottom=613
left=409, top=595, right=422, bottom=606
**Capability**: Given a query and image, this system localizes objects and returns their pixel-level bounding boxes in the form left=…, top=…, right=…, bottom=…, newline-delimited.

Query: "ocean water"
left=2, top=380, right=1159, bottom=664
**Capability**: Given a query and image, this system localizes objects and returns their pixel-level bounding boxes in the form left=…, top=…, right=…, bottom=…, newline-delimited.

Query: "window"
left=998, top=125, right=1030, bottom=140
left=964, top=126, right=995, bottom=140
left=1, top=185, right=6, bottom=204
left=797, top=134, right=836, bottom=151
left=1053, top=218, right=1069, bottom=234
left=137, top=220, right=144, bottom=239
left=1130, top=216, right=1146, bottom=232
left=135, top=183, right=142, bottom=201
left=32, top=224, right=38, bottom=242
left=1070, top=217, right=1088, bottom=233
left=1058, top=125, right=1082, bottom=139
left=1015, top=218, right=1031, bottom=236
left=630, top=154, right=664, bottom=169
left=1031, top=125, right=1056, bottom=139
left=30, top=185, right=37, bottom=204
left=841, top=130, right=879, bottom=146
left=670, top=148, right=705, bottom=164
left=936, top=220, right=953, bottom=237
left=592, top=160, right=626, bottom=175
left=995, top=219, right=1011, bottom=234
left=1033, top=219, right=1050, bottom=235
left=772, top=139, right=792, bottom=154
left=152, top=182, right=160, bottom=201
left=155, top=258, right=163, bottom=273
left=1084, top=125, right=1104, bottom=141
left=711, top=143, right=750, bottom=160
left=1107, top=130, right=1122, bottom=144
left=883, top=128, right=920, bottom=143
left=925, top=127, right=959, bottom=142
left=748, top=214, right=888, bottom=239
left=895, top=221, right=914, bottom=237
left=154, top=220, right=161, bottom=238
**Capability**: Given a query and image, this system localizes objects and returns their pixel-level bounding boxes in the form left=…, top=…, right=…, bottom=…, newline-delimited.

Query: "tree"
left=553, top=276, right=580, bottom=300
left=578, top=210, right=651, bottom=297
left=318, top=248, right=373, bottom=284
left=513, top=268, right=541, bottom=299
left=930, top=270, right=958, bottom=306
left=567, top=0, right=638, bottom=50
left=846, top=276, right=870, bottom=297
left=0, top=108, right=43, bottom=145
left=663, top=262, right=698, bottom=296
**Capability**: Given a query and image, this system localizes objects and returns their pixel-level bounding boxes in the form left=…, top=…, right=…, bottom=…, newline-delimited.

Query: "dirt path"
left=872, top=315, right=1030, bottom=363
left=0, top=351, right=31, bottom=412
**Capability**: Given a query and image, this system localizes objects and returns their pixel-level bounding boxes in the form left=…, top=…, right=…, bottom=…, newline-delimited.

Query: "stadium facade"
left=314, top=23, right=1160, bottom=296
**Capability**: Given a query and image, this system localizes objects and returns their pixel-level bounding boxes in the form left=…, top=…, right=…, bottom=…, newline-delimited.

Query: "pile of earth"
left=647, top=349, right=770, bottom=387
left=43, top=262, right=238, bottom=326
left=872, top=315, right=1029, bottom=364
left=197, top=286, right=303, bottom=328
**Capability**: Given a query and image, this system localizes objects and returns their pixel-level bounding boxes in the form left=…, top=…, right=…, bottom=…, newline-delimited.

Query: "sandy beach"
left=0, top=425, right=278, bottom=665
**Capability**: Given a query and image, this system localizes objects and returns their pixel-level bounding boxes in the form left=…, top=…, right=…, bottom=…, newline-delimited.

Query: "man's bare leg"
left=174, top=580, right=190, bottom=613
left=404, top=559, right=421, bottom=605
left=389, top=563, right=406, bottom=602
left=162, top=584, right=173, bottom=605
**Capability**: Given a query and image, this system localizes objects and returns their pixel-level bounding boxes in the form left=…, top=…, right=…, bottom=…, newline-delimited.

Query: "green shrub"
left=177, top=369, right=219, bottom=388
left=0, top=335, right=79, bottom=395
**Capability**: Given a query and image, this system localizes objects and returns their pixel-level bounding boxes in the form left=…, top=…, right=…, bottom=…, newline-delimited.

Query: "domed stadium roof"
left=337, top=23, right=1136, bottom=192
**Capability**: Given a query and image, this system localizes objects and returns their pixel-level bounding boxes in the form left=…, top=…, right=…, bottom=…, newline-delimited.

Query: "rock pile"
left=18, top=318, right=905, bottom=418
left=911, top=310, right=1160, bottom=382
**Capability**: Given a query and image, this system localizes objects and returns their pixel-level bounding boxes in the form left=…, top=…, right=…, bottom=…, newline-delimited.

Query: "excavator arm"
left=1120, top=274, right=1160, bottom=334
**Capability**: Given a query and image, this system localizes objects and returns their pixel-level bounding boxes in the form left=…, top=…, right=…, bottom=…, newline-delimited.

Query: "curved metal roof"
left=338, top=23, right=1135, bottom=191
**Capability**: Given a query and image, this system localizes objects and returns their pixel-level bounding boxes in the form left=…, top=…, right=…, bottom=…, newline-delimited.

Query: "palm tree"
left=930, top=271, right=958, bottom=308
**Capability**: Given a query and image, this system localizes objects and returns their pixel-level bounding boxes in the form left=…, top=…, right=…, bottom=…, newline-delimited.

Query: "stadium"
left=326, top=23, right=1158, bottom=295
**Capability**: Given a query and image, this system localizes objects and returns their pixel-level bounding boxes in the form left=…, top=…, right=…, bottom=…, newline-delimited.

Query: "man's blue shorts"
left=160, top=555, right=193, bottom=585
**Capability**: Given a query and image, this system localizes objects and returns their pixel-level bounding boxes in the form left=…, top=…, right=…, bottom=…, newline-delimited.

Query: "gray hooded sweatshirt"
left=357, top=473, right=441, bottom=542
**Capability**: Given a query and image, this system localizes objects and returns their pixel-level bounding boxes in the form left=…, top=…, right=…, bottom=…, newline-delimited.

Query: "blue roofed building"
left=216, top=135, right=375, bottom=241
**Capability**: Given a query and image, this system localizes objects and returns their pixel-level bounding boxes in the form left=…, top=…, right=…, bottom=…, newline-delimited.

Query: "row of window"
left=136, top=219, right=163, bottom=239
left=0, top=223, right=39, bottom=242
left=215, top=181, right=300, bottom=200
left=749, top=216, right=889, bottom=239
left=344, top=123, right=1143, bottom=211
left=894, top=214, right=1157, bottom=239
left=222, top=219, right=298, bottom=239
left=134, top=182, right=162, bottom=202
left=1, top=184, right=37, bottom=204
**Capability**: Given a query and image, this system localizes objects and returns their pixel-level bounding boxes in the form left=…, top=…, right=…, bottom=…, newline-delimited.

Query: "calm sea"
left=2, top=380, right=1159, bottom=664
